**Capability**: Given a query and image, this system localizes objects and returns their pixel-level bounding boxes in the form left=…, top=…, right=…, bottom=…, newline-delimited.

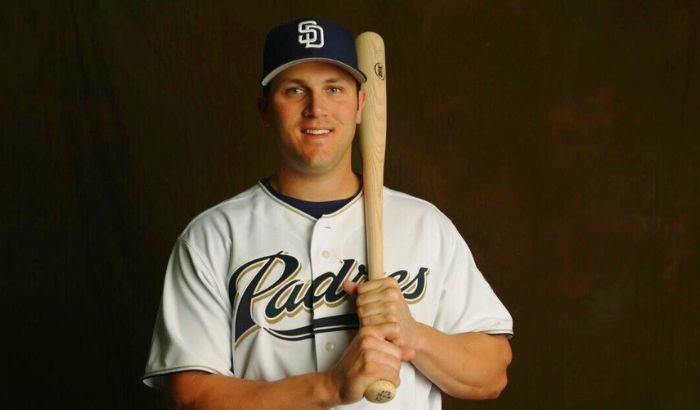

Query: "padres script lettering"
left=229, top=252, right=429, bottom=345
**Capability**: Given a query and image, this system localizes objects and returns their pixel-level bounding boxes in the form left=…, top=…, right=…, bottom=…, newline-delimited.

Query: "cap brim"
left=261, top=57, right=367, bottom=86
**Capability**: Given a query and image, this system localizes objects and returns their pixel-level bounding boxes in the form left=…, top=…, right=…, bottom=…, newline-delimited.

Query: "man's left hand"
left=343, top=277, right=418, bottom=361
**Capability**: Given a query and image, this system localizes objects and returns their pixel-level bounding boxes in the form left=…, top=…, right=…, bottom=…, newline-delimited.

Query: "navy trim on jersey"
left=263, top=314, right=360, bottom=341
left=261, top=178, right=356, bottom=219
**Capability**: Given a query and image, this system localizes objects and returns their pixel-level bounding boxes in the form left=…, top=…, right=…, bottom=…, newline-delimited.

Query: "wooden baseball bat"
left=356, top=31, right=395, bottom=404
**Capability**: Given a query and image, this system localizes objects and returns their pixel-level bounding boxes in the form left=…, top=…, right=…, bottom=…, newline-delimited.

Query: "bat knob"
left=364, top=379, right=396, bottom=403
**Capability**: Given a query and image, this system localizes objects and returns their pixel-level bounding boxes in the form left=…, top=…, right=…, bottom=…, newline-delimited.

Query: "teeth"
left=304, top=129, right=330, bottom=135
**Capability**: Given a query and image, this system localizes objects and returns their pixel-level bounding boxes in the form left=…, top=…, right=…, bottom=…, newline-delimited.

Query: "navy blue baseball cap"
left=261, top=18, right=367, bottom=86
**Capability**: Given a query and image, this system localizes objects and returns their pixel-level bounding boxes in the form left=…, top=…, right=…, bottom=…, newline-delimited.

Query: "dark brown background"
left=3, top=1, right=699, bottom=409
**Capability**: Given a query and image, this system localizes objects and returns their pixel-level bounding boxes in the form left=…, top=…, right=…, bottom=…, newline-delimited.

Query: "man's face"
left=262, top=61, right=365, bottom=177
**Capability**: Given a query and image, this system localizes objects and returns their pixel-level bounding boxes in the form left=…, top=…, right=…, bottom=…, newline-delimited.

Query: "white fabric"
left=144, top=182, right=513, bottom=409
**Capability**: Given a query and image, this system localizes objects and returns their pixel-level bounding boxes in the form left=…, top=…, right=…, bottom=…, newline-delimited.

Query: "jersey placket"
left=308, top=214, right=351, bottom=372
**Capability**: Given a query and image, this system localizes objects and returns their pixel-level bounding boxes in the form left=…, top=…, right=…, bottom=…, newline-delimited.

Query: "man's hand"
left=325, top=326, right=403, bottom=404
left=343, top=278, right=418, bottom=360
left=342, top=277, right=511, bottom=400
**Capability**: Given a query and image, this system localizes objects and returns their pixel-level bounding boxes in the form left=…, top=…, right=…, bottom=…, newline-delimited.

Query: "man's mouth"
left=302, top=129, right=331, bottom=135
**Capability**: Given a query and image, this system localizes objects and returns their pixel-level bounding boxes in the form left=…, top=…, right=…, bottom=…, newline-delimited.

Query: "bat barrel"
left=356, top=31, right=387, bottom=283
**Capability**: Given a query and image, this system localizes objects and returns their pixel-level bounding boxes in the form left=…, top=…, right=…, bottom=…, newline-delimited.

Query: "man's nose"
left=303, top=91, right=327, bottom=118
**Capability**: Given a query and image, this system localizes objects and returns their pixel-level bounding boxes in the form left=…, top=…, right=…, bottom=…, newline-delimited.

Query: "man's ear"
left=257, top=96, right=271, bottom=126
left=355, top=90, right=367, bottom=124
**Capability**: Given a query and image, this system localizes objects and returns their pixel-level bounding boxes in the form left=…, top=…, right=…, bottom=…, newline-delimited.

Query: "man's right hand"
left=325, top=326, right=403, bottom=404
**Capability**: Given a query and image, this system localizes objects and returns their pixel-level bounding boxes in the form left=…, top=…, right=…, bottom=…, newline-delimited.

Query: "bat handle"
left=364, top=379, right=396, bottom=403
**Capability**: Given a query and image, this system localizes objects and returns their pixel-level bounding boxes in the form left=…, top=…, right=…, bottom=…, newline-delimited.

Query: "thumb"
left=342, top=280, right=359, bottom=297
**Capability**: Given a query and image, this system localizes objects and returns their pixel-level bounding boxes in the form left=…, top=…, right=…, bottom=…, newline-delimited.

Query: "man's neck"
left=270, top=168, right=361, bottom=202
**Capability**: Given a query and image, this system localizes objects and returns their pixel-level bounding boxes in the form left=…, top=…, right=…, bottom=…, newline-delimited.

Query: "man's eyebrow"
left=279, top=78, right=307, bottom=86
left=279, top=77, right=349, bottom=85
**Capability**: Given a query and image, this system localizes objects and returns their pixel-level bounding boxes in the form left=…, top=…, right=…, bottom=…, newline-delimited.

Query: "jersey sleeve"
left=432, top=220, right=514, bottom=337
left=143, top=237, right=233, bottom=388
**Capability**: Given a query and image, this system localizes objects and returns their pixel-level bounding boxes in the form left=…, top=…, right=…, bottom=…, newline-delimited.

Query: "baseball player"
left=144, top=18, right=513, bottom=409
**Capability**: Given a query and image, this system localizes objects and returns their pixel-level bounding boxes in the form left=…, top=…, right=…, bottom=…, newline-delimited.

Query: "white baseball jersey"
left=143, top=182, right=513, bottom=409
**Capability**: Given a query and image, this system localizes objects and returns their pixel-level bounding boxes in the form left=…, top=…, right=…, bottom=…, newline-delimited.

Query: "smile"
left=303, top=129, right=331, bottom=135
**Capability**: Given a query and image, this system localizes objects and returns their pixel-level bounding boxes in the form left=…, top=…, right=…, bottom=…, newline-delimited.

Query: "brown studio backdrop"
left=3, top=1, right=698, bottom=409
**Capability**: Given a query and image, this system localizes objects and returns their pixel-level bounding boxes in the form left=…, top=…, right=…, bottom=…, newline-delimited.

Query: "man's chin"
left=296, top=158, right=342, bottom=176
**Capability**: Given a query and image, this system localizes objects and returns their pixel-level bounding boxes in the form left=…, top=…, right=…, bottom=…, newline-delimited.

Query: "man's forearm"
left=410, top=326, right=512, bottom=399
left=167, top=371, right=339, bottom=410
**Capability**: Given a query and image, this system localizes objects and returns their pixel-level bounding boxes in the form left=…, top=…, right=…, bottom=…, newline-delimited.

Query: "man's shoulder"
left=179, top=183, right=267, bottom=238
left=384, top=187, right=446, bottom=217
left=383, top=186, right=459, bottom=232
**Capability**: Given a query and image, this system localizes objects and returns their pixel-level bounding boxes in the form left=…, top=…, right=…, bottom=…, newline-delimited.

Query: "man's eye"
left=287, top=87, right=303, bottom=95
left=328, top=86, right=341, bottom=93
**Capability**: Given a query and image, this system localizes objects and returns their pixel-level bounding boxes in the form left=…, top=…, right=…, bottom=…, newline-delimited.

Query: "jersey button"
left=325, top=342, right=335, bottom=352
left=321, top=250, right=331, bottom=258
